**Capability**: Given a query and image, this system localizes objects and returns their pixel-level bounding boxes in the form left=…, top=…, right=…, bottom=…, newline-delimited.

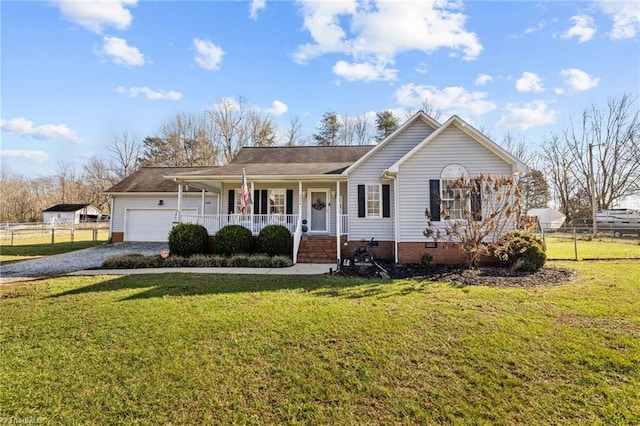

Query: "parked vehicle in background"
left=596, top=209, right=640, bottom=237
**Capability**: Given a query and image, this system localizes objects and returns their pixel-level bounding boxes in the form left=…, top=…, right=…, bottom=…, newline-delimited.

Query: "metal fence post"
left=71, top=229, right=74, bottom=244
left=573, top=229, right=578, bottom=261
left=51, top=228, right=55, bottom=245
left=93, top=228, right=97, bottom=245
left=11, top=231, right=14, bottom=247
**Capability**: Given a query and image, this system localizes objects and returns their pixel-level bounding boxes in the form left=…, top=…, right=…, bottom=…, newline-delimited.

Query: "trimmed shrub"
left=271, top=255, right=293, bottom=268
left=215, top=225, right=253, bottom=256
left=228, top=254, right=251, bottom=267
left=248, top=255, right=272, bottom=268
left=163, top=255, right=188, bottom=267
left=420, top=252, right=434, bottom=268
left=496, top=231, right=546, bottom=272
left=257, top=225, right=291, bottom=256
left=102, top=254, right=161, bottom=269
left=168, top=223, right=209, bottom=257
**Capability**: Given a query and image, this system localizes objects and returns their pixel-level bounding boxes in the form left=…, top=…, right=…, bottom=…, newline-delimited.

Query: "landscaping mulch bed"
left=337, top=260, right=576, bottom=287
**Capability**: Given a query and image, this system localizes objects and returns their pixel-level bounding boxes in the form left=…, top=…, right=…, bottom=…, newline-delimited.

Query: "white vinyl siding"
left=348, top=119, right=435, bottom=240
left=397, top=125, right=513, bottom=242
left=111, top=194, right=217, bottom=234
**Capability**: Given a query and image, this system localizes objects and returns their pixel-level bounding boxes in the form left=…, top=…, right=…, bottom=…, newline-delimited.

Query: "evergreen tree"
left=375, top=110, right=400, bottom=142
left=313, top=112, right=342, bottom=146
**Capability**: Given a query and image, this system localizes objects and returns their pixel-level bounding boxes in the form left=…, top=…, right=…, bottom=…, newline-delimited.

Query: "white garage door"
left=125, top=209, right=196, bottom=242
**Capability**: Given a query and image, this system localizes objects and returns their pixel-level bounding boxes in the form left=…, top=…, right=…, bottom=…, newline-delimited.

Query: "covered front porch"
left=171, top=178, right=349, bottom=264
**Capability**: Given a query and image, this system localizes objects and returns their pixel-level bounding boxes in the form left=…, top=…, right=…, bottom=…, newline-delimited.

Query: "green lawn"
left=545, top=235, right=640, bottom=260
left=1, top=261, right=639, bottom=425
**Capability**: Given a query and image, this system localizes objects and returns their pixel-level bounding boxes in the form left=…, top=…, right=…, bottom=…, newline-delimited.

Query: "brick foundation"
left=110, top=232, right=124, bottom=243
left=398, top=242, right=466, bottom=264
left=341, top=239, right=394, bottom=262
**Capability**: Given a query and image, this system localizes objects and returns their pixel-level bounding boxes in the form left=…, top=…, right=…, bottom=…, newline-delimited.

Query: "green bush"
left=420, top=252, right=434, bottom=268
left=168, top=223, right=210, bottom=257
left=496, top=231, right=546, bottom=272
left=257, top=225, right=291, bottom=256
left=102, top=254, right=161, bottom=269
left=228, top=254, right=251, bottom=267
left=163, top=255, right=188, bottom=267
left=215, top=225, right=253, bottom=256
left=271, top=255, right=293, bottom=268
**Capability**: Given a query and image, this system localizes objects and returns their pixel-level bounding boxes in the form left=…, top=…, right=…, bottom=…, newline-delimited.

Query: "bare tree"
left=404, top=99, right=443, bottom=121
left=208, top=96, right=249, bottom=163
left=541, top=135, right=578, bottom=220
left=283, top=115, right=303, bottom=146
left=354, top=114, right=371, bottom=145
left=107, top=131, right=142, bottom=179
left=563, top=94, right=640, bottom=210
left=82, top=156, right=118, bottom=212
left=247, top=109, right=277, bottom=147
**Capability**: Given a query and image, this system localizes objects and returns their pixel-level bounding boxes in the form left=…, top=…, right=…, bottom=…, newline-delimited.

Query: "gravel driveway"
left=1, top=242, right=168, bottom=283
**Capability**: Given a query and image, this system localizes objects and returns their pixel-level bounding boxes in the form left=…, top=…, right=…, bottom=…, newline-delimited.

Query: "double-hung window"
left=366, top=184, right=381, bottom=217
left=269, top=189, right=286, bottom=215
left=440, top=164, right=469, bottom=220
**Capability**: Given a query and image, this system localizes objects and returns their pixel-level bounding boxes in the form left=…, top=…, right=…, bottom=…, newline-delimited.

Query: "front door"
left=309, top=191, right=329, bottom=232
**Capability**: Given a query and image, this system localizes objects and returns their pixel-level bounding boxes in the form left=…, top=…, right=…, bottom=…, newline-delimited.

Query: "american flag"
left=240, top=168, right=251, bottom=214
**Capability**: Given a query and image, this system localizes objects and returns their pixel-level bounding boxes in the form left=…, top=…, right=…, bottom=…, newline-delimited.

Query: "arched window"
left=440, top=164, right=469, bottom=220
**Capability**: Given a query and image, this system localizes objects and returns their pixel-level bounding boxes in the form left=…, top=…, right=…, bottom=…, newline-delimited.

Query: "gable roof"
left=344, top=111, right=440, bottom=174
left=43, top=203, right=96, bottom=212
left=105, top=167, right=213, bottom=193
left=168, top=146, right=374, bottom=179
left=384, top=115, right=528, bottom=176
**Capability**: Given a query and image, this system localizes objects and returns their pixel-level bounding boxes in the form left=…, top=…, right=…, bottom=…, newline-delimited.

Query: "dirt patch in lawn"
left=337, top=261, right=576, bottom=287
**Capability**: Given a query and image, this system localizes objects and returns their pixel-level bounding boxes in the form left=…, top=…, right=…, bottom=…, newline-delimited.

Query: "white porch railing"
left=180, top=214, right=299, bottom=236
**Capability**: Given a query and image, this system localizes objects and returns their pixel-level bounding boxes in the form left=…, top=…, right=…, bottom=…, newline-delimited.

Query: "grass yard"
left=545, top=235, right=640, bottom=260
left=1, top=261, right=639, bottom=424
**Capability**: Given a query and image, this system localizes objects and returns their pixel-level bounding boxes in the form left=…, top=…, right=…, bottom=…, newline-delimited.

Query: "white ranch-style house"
left=106, top=112, right=527, bottom=264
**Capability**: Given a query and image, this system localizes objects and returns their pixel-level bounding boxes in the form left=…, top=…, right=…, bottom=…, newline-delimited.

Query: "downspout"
left=108, top=195, right=114, bottom=243
left=336, top=180, right=341, bottom=265
left=393, top=174, right=400, bottom=264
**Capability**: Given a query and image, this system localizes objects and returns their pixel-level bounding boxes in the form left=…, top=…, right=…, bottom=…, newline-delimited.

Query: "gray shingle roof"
left=42, top=203, right=93, bottom=212
left=105, top=167, right=213, bottom=193
left=173, top=146, right=374, bottom=177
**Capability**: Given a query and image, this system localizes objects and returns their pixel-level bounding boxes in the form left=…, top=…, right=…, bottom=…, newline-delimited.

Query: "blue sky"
left=1, top=0, right=639, bottom=178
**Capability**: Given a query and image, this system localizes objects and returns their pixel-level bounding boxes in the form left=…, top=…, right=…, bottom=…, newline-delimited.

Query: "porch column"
left=200, top=189, right=205, bottom=219
left=298, top=181, right=303, bottom=216
left=177, top=183, right=183, bottom=222
left=336, top=180, right=341, bottom=265
left=250, top=181, right=255, bottom=234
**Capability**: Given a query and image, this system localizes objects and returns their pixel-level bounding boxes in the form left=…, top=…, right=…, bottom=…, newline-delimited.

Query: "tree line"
left=1, top=94, right=637, bottom=225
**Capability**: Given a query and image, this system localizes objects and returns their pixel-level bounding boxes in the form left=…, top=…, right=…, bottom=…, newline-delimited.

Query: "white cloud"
left=415, top=62, right=428, bottom=74
left=265, top=100, right=288, bottom=116
left=525, top=20, right=546, bottom=34
left=193, top=38, right=224, bottom=71
left=516, top=72, right=544, bottom=92
left=249, top=0, right=266, bottom=20
left=95, top=36, right=145, bottom=67
left=53, top=0, right=137, bottom=34
left=395, top=84, right=497, bottom=117
left=561, top=15, right=596, bottom=43
left=597, top=1, right=640, bottom=39
left=560, top=68, right=600, bottom=91
left=333, top=60, right=398, bottom=82
left=0, top=150, right=50, bottom=165
left=116, top=86, right=182, bottom=101
left=0, top=117, right=83, bottom=144
left=294, top=0, right=482, bottom=82
left=475, top=73, right=493, bottom=86
left=496, top=100, right=557, bottom=130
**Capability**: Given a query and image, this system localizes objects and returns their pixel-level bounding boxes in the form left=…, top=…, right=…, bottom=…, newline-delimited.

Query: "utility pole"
left=589, top=143, right=597, bottom=238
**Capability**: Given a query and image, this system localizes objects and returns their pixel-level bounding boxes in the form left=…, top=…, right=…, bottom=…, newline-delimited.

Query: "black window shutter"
left=261, top=190, right=268, bottom=215
left=228, top=189, right=235, bottom=214
left=382, top=184, right=390, bottom=218
left=357, top=185, right=366, bottom=217
left=253, top=189, right=260, bottom=213
left=471, top=179, right=482, bottom=221
left=429, top=180, right=440, bottom=221
left=286, top=189, right=294, bottom=215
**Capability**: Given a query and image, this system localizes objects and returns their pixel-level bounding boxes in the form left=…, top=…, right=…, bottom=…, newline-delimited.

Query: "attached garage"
left=124, top=208, right=197, bottom=242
